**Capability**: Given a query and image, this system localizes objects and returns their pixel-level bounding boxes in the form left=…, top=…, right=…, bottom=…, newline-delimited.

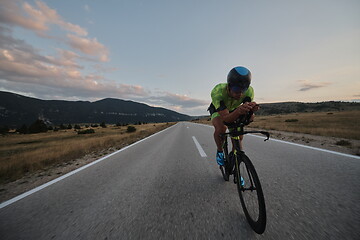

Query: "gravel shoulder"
left=256, top=128, right=360, bottom=156
left=1, top=126, right=359, bottom=204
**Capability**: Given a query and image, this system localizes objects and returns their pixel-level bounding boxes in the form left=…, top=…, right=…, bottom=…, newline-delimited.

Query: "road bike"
left=219, top=112, right=270, bottom=234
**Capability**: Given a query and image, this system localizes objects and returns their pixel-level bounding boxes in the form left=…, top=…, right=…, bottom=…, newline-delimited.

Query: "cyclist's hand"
left=236, top=102, right=253, bottom=115
left=248, top=102, right=260, bottom=112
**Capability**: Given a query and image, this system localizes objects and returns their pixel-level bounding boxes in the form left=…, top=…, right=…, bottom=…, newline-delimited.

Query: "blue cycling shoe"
left=216, top=151, right=225, bottom=166
left=240, top=176, right=245, bottom=186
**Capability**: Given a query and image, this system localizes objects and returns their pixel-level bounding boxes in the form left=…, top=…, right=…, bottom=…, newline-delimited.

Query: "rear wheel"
left=235, top=153, right=266, bottom=234
left=220, top=146, right=230, bottom=181
left=220, top=165, right=229, bottom=181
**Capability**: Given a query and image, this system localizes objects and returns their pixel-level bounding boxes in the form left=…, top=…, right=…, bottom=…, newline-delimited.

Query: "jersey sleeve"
left=247, top=86, right=254, bottom=101
left=211, top=84, right=226, bottom=111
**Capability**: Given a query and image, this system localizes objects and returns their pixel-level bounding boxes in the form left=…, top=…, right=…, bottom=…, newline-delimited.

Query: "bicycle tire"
left=235, top=153, right=266, bottom=234
left=220, top=145, right=231, bottom=181
left=220, top=165, right=229, bottom=181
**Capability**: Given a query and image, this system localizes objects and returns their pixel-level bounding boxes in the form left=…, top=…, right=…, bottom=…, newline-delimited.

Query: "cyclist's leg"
left=212, top=114, right=226, bottom=151
left=212, top=114, right=227, bottom=166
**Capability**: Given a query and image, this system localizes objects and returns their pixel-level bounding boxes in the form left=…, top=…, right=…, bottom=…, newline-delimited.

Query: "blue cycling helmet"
left=227, top=66, right=251, bottom=93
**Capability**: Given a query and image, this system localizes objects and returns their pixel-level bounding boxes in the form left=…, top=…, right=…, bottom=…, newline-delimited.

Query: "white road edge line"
left=192, top=136, right=207, bottom=157
left=196, top=123, right=360, bottom=159
left=0, top=124, right=178, bottom=209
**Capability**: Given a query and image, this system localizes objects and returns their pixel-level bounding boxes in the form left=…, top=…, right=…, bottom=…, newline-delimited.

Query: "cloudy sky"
left=0, top=0, right=359, bottom=115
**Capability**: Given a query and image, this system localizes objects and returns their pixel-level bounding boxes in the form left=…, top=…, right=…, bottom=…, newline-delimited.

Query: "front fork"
left=222, top=135, right=242, bottom=180
left=231, top=136, right=245, bottom=184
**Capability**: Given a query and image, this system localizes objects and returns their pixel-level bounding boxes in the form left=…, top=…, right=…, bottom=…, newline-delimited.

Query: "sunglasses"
left=230, top=85, right=248, bottom=94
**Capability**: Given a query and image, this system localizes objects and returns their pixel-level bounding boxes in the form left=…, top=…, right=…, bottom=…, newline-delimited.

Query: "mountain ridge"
left=256, top=101, right=360, bottom=115
left=0, top=91, right=191, bottom=127
left=1, top=91, right=359, bottom=127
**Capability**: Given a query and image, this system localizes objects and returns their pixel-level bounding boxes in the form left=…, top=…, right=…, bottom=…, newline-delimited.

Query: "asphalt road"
left=1, top=122, right=359, bottom=239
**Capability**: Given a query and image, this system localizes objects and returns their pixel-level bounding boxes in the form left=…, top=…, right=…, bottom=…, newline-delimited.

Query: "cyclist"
left=208, top=66, right=259, bottom=166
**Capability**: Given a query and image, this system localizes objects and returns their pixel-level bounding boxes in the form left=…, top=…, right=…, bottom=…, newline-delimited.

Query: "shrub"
left=74, top=124, right=81, bottom=130
left=16, top=124, right=28, bottom=134
left=100, top=122, right=107, bottom=128
left=127, top=126, right=136, bottom=133
left=77, top=129, right=95, bottom=134
left=0, top=125, right=9, bottom=134
left=285, top=119, right=299, bottom=122
left=28, top=119, right=48, bottom=134
left=67, top=124, right=72, bottom=129
left=336, top=140, right=351, bottom=146
left=91, top=124, right=99, bottom=128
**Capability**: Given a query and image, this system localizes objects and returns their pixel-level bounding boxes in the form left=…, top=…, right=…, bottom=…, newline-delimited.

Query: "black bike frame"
left=221, top=126, right=269, bottom=182
left=220, top=118, right=269, bottom=234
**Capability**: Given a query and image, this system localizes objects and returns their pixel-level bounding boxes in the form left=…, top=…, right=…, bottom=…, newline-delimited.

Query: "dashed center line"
left=192, top=136, right=207, bottom=157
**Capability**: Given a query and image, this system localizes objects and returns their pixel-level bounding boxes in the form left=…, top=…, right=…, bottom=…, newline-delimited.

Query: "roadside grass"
left=194, top=110, right=360, bottom=140
left=251, top=110, right=360, bottom=140
left=0, top=123, right=174, bottom=184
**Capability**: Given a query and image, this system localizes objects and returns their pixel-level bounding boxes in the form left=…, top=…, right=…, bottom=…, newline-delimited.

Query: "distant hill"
left=195, top=101, right=360, bottom=119
left=0, top=91, right=192, bottom=127
left=256, top=101, right=360, bottom=115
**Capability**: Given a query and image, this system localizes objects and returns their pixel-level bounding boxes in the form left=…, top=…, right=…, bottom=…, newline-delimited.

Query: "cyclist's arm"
left=218, top=102, right=253, bottom=123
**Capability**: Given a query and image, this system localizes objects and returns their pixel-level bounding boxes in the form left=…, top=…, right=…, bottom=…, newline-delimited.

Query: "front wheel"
left=235, top=153, right=266, bottom=234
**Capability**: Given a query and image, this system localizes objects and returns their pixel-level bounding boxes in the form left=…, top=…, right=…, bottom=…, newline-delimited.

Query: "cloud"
left=152, top=92, right=208, bottom=108
left=0, top=0, right=46, bottom=32
left=84, top=5, right=90, bottom=12
left=0, top=29, right=80, bottom=69
left=67, top=34, right=109, bottom=62
left=0, top=1, right=109, bottom=62
left=0, top=1, right=111, bottom=93
left=0, top=56, right=146, bottom=100
left=127, top=91, right=209, bottom=115
left=298, top=80, right=332, bottom=91
left=93, top=64, right=119, bottom=73
left=0, top=60, right=149, bottom=100
left=0, top=27, right=144, bottom=99
left=0, top=79, right=150, bottom=103
left=0, top=0, right=87, bottom=36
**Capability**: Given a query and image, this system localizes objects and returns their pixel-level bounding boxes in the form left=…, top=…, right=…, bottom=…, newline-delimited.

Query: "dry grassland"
left=196, top=110, right=360, bottom=140
left=0, top=111, right=359, bottom=198
left=251, top=110, right=360, bottom=140
left=0, top=123, right=174, bottom=184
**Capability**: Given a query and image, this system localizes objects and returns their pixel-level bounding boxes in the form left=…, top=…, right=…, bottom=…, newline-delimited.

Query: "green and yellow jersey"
left=209, top=83, right=254, bottom=120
